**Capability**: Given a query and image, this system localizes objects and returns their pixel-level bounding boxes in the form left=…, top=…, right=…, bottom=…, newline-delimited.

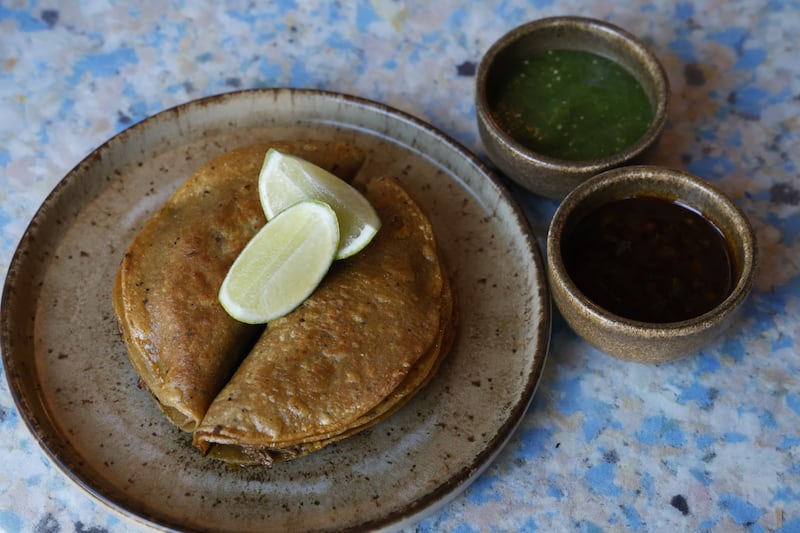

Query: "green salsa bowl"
left=476, top=16, right=669, bottom=199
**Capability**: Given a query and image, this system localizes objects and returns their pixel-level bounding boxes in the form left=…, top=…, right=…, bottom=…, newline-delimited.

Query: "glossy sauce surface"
left=491, top=49, right=653, bottom=160
left=562, top=196, right=736, bottom=323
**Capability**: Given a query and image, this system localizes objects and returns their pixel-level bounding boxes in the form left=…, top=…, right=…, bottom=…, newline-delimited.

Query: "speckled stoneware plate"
left=1, top=89, right=550, bottom=532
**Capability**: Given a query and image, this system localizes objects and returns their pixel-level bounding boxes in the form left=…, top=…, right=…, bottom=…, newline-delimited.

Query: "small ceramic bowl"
left=476, top=16, right=669, bottom=199
left=546, top=166, right=757, bottom=363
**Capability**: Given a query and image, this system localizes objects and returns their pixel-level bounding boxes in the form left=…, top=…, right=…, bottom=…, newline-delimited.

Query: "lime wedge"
left=259, top=148, right=380, bottom=259
left=218, top=200, right=339, bottom=324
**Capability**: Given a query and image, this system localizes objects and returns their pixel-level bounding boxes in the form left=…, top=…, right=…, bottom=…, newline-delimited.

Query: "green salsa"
left=491, top=49, right=653, bottom=160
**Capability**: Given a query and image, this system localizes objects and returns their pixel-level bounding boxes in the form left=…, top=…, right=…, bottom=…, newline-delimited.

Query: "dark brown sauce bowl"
left=546, top=165, right=757, bottom=363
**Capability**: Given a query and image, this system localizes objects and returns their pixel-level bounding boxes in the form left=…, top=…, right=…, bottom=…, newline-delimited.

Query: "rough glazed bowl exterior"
left=546, top=166, right=757, bottom=363
left=476, top=16, right=669, bottom=200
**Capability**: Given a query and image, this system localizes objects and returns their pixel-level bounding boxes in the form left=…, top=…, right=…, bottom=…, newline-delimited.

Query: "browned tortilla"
left=194, top=176, right=454, bottom=464
left=112, top=142, right=365, bottom=431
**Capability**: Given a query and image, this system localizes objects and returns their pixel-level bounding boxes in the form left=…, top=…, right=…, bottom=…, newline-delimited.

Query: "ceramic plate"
left=1, top=89, right=550, bottom=532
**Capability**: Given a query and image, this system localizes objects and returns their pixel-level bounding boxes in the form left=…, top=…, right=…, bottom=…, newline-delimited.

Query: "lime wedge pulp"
left=218, top=200, right=339, bottom=324
left=258, top=148, right=380, bottom=259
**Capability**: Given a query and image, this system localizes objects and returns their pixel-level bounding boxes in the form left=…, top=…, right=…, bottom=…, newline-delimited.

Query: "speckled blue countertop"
left=2, top=1, right=799, bottom=532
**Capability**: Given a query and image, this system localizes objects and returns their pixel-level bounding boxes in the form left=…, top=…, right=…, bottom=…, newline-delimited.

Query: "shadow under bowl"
left=546, top=165, right=757, bottom=363
left=476, top=16, right=669, bottom=200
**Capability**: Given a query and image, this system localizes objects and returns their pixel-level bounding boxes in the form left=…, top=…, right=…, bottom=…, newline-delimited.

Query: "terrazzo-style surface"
left=2, top=1, right=799, bottom=531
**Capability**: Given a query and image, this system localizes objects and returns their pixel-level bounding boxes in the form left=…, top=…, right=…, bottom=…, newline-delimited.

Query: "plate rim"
left=1, top=88, right=551, bottom=532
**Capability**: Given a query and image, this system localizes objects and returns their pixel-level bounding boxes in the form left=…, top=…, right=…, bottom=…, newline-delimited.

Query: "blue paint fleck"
left=291, top=59, right=314, bottom=87
left=68, top=47, right=139, bottom=84
left=635, top=415, right=686, bottom=447
left=669, top=37, right=696, bottom=62
left=735, top=48, right=767, bottom=70
left=709, top=27, right=748, bottom=50
left=718, top=494, right=763, bottom=525
left=640, top=471, right=656, bottom=500
left=444, top=6, right=469, bottom=35
left=695, top=433, right=716, bottom=449
left=584, top=462, right=622, bottom=497
left=0, top=7, right=49, bottom=31
left=757, top=409, right=777, bottom=429
left=778, top=435, right=800, bottom=450
left=691, top=467, right=712, bottom=486
left=58, top=98, right=76, bottom=119
left=257, top=56, right=283, bottom=82
left=107, top=515, right=123, bottom=530
left=225, top=8, right=250, bottom=22
left=552, top=376, right=584, bottom=415
left=699, top=518, right=719, bottom=530
left=777, top=519, right=800, bottom=533
left=787, top=394, right=800, bottom=417
left=676, top=382, right=717, bottom=409
left=547, top=474, right=564, bottom=500
left=516, top=426, right=555, bottom=459
left=254, top=28, right=281, bottom=46
left=550, top=375, right=619, bottom=442
left=421, top=32, right=439, bottom=45
left=465, top=472, right=502, bottom=505
left=577, top=521, right=605, bottom=533
left=413, top=517, right=440, bottom=533
left=766, top=214, right=800, bottom=247
left=674, top=3, right=694, bottom=19
left=772, top=486, right=800, bottom=504
left=621, top=504, right=647, bottom=531
left=451, top=524, right=480, bottom=533
left=768, top=85, right=794, bottom=106
left=721, top=432, right=748, bottom=443
left=0, top=148, right=9, bottom=167
left=726, top=130, right=742, bottom=147
left=582, top=412, right=606, bottom=441
left=695, top=353, right=721, bottom=374
left=731, top=85, right=770, bottom=119
left=687, top=155, right=735, bottom=181
left=0, top=404, right=17, bottom=426
left=356, top=0, right=380, bottom=31
left=556, top=377, right=617, bottom=419
left=719, top=338, right=746, bottom=362
left=326, top=32, right=365, bottom=75
left=520, top=517, right=539, bottom=532
left=0, top=510, right=22, bottom=533
left=547, top=484, right=564, bottom=500
left=697, top=128, right=717, bottom=141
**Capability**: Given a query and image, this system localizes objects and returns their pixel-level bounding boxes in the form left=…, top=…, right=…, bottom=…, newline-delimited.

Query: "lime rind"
left=218, top=200, right=339, bottom=324
left=258, top=148, right=380, bottom=259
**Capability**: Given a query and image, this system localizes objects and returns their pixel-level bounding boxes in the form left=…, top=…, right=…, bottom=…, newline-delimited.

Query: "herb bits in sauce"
left=491, top=49, right=653, bottom=160
left=562, top=196, right=736, bottom=323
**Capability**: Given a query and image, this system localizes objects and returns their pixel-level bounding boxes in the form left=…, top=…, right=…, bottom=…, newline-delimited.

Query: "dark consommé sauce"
left=563, top=196, right=736, bottom=323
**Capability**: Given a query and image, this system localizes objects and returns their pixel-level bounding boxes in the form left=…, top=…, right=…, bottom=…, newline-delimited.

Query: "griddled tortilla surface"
left=194, top=176, right=454, bottom=464
left=112, top=142, right=365, bottom=431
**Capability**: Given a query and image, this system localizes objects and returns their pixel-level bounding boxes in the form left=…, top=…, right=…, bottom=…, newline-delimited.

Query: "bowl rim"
left=546, top=165, right=758, bottom=335
left=475, top=15, right=670, bottom=173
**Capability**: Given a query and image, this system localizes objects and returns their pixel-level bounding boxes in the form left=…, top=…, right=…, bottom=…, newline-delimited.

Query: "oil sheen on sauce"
left=491, top=49, right=653, bottom=160
left=562, top=196, right=736, bottom=323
